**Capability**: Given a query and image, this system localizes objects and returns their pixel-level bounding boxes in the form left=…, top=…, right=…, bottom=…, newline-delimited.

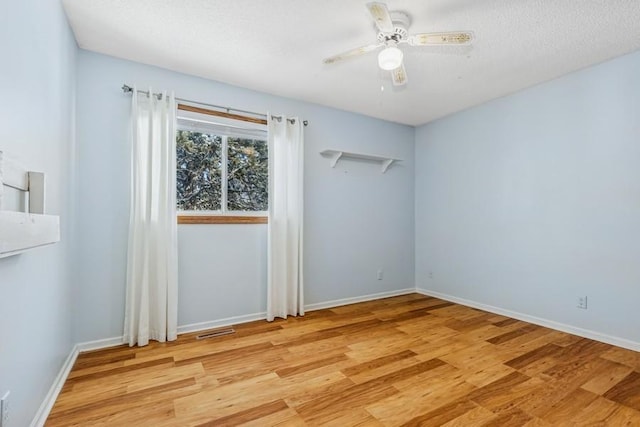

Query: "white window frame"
left=176, top=117, right=268, bottom=217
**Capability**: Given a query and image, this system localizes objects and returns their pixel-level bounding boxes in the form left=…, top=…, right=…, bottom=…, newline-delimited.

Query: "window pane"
left=227, top=138, right=268, bottom=211
left=176, top=130, right=222, bottom=210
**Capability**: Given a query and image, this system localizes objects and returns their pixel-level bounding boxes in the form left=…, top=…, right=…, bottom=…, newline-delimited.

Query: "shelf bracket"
left=329, top=151, right=343, bottom=168
left=381, top=159, right=394, bottom=174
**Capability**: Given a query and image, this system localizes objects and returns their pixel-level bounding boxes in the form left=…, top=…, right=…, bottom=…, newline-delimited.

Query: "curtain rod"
left=121, top=85, right=308, bottom=126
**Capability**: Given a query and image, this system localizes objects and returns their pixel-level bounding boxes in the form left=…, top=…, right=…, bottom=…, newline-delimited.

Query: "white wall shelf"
left=320, top=149, right=401, bottom=173
left=0, top=211, right=60, bottom=258
left=0, top=151, right=60, bottom=258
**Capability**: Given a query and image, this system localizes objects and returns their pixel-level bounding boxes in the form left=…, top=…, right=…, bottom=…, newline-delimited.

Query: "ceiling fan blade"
left=391, top=63, right=407, bottom=86
left=323, top=43, right=383, bottom=64
left=366, top=2, right=394, bottom=33
left=408, top=31, right=474, bottom=46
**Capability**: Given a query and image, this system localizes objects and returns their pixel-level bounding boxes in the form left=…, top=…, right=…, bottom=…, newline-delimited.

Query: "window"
left=176, top=111, right=268, bottom=222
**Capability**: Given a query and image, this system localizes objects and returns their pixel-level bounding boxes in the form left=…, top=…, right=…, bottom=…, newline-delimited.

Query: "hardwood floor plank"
left=66, top=357, right=175, bottom=384
left=571, top=396, right=620, bottom=425
left=348, top=355, right=424, bottom=385
left=441, top=405, right=497, bottom=427
left=374, top=307, right=432, bottom=323
left=239, top=407, right=303, bottom=427
left=580, top=359, right=634, bottom=395
left=294, top=359, right=447, bottom=418
left=174, top=341, right=274, bottom=366
left=194, top=399, right=289, bottom=426
left=283, top=377, right=355, bottom=408
left=600, top=346, right=640, bottom=370
left=303, top=409, right=384, bottom=426
left=467, top=371, right=531, bottom=405
left=493, top=318, right=520, bottom=328
left=54, top=400, right=177, bottom=427
left=463, top=360, right=517, bottom=388
left=172, top=373, right=282, bottom=422
left=214, top=356, right=287, bottom=385
left=444, top=314, right=495, bottom=333
left=341, top=349, right=417, bottom=377
left=486, top=325, right=539, bottom=345
left=399, top=398, right=477, bottom=427
left=72, top=350, right=136, bottom=370
left=420, top=301, right=456, bottom=312
left=46, top=378, right=197, bottom=426
left=481, top=408, right=532, bottom=427
left=475, top=378, right=547, bottom=416
left=515, top=356, right=559, bottom=378
left=276, top=354, right=349, bottom=378
left=504, top=343, right=563, bottom=370
left=294, top=382, right=397, bottom=424
left=521, top=418, right=552, bottom=427
left=411, top=336, right=479, bottom=362
left=603, top=371, right=640, bottom=411
left=600, top=403, right=640, bottom=425
left=520, top=357, right=614, bottom=417
left=366, top=376, right=477, bottom=426
left=540, top=388, right=599, bottom=424
left=439, top=341, right=504, bottom=370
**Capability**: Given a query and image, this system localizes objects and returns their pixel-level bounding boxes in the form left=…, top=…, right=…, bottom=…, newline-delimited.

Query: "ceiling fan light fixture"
left=377, top=45, right=403, bottom=70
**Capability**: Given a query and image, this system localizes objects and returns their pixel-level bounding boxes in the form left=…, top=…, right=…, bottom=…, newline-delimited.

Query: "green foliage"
left=176, top=131, right=268, bottom=212
left=227, top=138, right=268, bottom=211
left=176, top=131, right=222, bottom=210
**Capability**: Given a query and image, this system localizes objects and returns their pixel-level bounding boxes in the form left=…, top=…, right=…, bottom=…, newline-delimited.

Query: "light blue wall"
left=177, top=225, right=267, bottom=326
left=0, top=1, right=77, bottom=426
left=415, top=51, right=640, bottom=344
left=74, top=51, right=415, bottom=342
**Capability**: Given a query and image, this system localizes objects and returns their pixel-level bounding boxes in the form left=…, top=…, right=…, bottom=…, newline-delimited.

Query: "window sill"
left=177, top=215, right=268, bottom=225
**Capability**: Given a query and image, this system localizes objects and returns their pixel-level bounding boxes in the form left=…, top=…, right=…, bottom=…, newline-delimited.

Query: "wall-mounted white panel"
left=0, top=211, right=60, bottom=258
left=0, top=152, right=58, bottom=257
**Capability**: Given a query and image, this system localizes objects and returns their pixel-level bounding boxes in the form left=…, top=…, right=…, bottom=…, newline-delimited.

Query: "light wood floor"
left=47, top=294, right=640, bottom=426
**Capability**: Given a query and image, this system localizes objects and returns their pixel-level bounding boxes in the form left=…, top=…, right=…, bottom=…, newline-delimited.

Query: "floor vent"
left=196, top=327, right=235, bottom=340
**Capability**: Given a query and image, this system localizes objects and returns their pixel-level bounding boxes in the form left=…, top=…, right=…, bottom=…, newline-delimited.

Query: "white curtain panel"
left=267, top=116, right=305, bottom=321
left=124, top=87, right=178, bottom=346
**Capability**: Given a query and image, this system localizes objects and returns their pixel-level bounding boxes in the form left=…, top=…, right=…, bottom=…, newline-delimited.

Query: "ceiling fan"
left=323, top=2, right=473, bottom=86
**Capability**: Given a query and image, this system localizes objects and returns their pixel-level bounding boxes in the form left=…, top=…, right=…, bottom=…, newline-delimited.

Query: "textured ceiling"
left=62, top=0, right=640, bottom=126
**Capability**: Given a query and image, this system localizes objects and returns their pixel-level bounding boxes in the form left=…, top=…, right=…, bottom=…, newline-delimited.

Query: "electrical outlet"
left=577, top=296, right=588, bottom=310
left=1, top=390, right=9, bottom=427
left=428, top=271, right=433, bottom=279
left=377, top=269, right=383, bottom=280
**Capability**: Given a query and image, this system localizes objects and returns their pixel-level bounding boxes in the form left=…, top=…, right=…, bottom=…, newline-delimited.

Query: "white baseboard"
left=76, top=336, right=125, bottom=352
left=177, top=312, right=267, bottom=335
left=30, top=345, right=80, bottom=427
left=305, top=288, right=415, bottom=312
left=415, top=287, right=640, bottom=352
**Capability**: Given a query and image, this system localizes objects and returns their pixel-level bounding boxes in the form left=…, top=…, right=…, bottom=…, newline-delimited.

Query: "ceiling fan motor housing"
left=377, top=11, right=411, bottom=43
